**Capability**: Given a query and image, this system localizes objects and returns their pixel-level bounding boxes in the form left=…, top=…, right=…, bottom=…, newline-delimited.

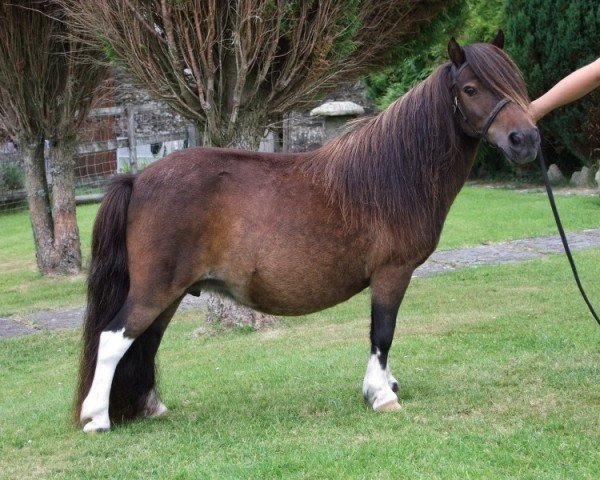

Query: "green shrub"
left=0, top=162, right=25, bottom=191
left=365, top=0, right=506, bottom=107
left=506, top=0, right=600, bottom=173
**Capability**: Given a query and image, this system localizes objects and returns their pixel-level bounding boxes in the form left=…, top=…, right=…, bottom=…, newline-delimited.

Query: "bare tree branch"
left=60, top=0, right=457, bottom=147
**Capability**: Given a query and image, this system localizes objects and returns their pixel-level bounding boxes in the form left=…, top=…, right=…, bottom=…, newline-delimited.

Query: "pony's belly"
left=248, top=280, right=369, bottom=316
left=243, top=261, right=370, bottom=316
left=193, top=274, right=368, bottom=316
left=195, top=256, right=370, bottom=316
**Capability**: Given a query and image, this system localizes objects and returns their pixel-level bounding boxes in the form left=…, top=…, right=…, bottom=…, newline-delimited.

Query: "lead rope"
left=538, top=146, right=600, bottom=326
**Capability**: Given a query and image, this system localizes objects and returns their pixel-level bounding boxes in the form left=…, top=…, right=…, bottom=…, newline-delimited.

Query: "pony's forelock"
left=463, top=43, right=530, bottom=110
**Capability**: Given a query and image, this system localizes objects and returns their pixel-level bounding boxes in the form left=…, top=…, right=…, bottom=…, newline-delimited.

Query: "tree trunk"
left=20, top=137, right=82, bottom=275
left=20, top=138, right=59, bottom=273
left=203, top=123, right=278, bottom=329
left=205, top=294, right=278, bottom=330
left=49, top=138, right=82, bottom=273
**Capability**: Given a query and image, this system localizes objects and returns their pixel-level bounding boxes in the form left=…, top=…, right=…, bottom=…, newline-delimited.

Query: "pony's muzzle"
left=508, top=126, right=540, bottom=164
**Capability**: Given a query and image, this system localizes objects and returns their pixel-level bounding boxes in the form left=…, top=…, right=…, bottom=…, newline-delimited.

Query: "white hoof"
left=370, top=388, right=400, bottom=411
left=82, top=417, right=110, bottom=434
left=363, top=378, right=401, bottom=411
left=143, top=390, right=168, bottom=418
left=375, top=399, right=403, bottom=411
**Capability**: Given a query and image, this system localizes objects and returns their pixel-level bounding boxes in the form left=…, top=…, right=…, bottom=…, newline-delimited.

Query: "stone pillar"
left=309, top=101, right=365, bottom=142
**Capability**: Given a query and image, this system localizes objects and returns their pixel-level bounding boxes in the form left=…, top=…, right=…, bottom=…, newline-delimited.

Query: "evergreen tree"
left=365, top=0, right=506, bottom=109
left=506, top=0, right=600, bottom=171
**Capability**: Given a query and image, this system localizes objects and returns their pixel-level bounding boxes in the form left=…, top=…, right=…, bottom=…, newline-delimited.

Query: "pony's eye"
left=463, top=86, right=477, bottom=96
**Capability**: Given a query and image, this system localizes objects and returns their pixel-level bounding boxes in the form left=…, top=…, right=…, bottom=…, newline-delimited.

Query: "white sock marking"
left=363, top=349, right=398, bottom=410
left=81, top=328, right=134, bottom=431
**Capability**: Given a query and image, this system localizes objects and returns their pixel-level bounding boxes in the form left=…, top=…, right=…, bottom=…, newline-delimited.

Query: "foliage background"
left=506, top=0, right=600, bottom=173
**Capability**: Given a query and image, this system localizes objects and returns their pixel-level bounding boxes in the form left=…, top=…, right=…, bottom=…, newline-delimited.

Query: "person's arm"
left=529, top=58, right=600, bottom=122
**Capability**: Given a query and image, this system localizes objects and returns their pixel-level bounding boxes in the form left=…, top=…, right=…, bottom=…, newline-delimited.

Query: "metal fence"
left=0, top=104, right=191, bottom=212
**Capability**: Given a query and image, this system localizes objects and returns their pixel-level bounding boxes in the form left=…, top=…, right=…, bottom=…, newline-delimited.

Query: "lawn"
left=438, top=186, right=600, bottom=249
left=1, top=185, right=599, bottom=317
left=0, top=250, right=599, bottom=479
left=0, top=204, right=97, bottom=316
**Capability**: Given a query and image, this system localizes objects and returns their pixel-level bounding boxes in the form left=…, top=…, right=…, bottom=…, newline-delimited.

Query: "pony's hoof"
left=82, top=419, right=110, bottom=434
left=375, top=399, right=403, bottom=412
left=146, top=402, right=168, bottom=419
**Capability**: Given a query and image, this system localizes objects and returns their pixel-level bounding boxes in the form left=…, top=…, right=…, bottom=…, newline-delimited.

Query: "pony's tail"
left=74, top=174, right=135, bottom=423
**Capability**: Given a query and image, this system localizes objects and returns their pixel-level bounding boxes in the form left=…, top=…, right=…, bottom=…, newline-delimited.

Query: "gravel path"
left=2, top=228, right=600, bottom=339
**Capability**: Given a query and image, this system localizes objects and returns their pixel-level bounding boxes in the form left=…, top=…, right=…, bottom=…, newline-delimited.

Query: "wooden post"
left=282, top=114, right=290, bottom=152
left=186, top=124, right=197, bottom=148
left=126, top=105, right=138, bottom=174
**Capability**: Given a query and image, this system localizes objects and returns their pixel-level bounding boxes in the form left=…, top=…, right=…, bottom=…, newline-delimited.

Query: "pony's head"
left=447, top=31, right=539, bottom=164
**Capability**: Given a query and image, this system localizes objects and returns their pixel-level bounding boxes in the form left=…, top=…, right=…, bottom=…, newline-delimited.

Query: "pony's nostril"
left=509, top=131, right=523, bottom=146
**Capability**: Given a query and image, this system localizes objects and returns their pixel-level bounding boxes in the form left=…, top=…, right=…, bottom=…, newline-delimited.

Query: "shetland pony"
left=77, top=33, right=539, bottom=432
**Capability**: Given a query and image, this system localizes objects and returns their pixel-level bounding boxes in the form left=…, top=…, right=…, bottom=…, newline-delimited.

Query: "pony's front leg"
left=363, top=267, right=412, bottom=411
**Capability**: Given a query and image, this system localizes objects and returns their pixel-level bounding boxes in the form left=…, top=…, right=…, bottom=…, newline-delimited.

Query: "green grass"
left=0, top=186, right=599, bottom=316
left=438, top=185, right=600, bottom=249
left=0, top=204, right=98, bottom=316
left=1, top=251, right=599, bottom=479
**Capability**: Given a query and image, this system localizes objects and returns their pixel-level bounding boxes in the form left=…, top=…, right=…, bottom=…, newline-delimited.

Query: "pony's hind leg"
left=80, top=296, right=182, bottom=433
left=138, top=298, right=183, bottom=419
left=80, top=326, right=134, bottom=432
left=363, top=267, right=413, bottom=411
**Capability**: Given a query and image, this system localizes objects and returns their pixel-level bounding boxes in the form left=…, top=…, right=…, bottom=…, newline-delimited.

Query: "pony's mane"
left=302, top=62, right=462, bottom=247
left=302, top=42, right=528, bottom=249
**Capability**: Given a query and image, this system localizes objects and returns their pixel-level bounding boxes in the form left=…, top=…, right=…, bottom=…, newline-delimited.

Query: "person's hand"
left=530, top=58, right=600, bottom=122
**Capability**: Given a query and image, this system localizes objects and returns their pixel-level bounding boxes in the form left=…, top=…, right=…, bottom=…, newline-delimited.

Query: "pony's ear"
left=490, top=30, right=505, bottom=50
left=448, top=37, right=465, bottom=67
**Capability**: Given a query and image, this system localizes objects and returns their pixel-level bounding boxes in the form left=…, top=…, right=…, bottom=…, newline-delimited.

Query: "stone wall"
left=112, top=69, right=190, bottom=139
left=111, top=71, right=377, bottom=153
left=283, top=81, right=378, bottom=153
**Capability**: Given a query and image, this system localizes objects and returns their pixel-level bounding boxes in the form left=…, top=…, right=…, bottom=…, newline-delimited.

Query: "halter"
left=450, top=63, right=511, bottom=144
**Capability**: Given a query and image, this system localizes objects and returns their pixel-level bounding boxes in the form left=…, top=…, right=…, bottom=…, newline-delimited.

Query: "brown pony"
left=76, top=33, right=539, bottom=433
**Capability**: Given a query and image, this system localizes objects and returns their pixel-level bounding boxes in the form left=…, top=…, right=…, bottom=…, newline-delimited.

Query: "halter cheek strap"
left=479, top=98, right=511, bottom=140
left=450, top=63, right=511, bottom=144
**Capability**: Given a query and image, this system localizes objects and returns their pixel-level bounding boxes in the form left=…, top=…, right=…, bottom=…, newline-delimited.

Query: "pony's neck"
left=302, top=65, right=480, bottom=255
left=436, top=137, right=479, bottom=213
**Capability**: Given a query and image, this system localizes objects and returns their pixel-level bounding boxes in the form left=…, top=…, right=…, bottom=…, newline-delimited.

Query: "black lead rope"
left=538, top=147, right=600, bottom=327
